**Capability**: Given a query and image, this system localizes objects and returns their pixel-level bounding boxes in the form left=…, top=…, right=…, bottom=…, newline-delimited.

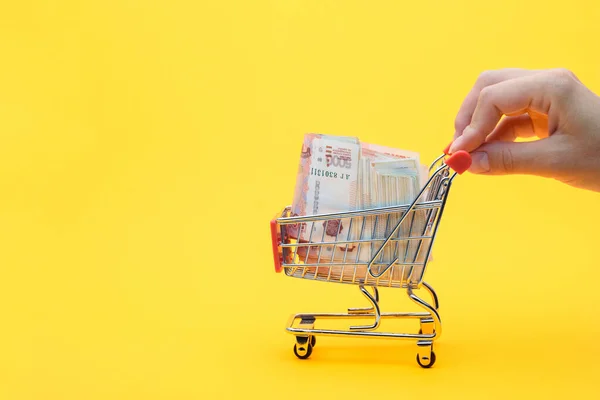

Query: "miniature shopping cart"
left=270, top=149, right=471, bottom=368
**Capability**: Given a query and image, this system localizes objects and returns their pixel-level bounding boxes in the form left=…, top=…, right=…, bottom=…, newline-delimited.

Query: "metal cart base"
left=286, top=281, right=441, bottom=368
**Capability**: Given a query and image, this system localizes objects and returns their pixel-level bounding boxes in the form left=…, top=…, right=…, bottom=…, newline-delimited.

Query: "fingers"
left=467, top=137, right=559, bottom=176
left=485, top=113, right=548, bottom=143
left=449, top=69, right=578, bottom=153
left=454, top=69, right=539, bottom=139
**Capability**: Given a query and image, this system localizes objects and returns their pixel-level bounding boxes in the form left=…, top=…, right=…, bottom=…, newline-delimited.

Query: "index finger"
left=449, top=69, right=577, bottom=153
left=454, top=69, right=539, bottom=139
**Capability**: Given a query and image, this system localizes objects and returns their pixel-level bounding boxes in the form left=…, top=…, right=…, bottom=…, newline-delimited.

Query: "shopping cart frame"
left=270, top=149, right=471, bottom=368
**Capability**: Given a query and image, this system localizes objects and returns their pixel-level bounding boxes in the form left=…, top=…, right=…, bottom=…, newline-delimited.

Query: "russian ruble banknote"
left=289, top=133, right=430, bottom=272
left=289, top=133, right=360, bottom=261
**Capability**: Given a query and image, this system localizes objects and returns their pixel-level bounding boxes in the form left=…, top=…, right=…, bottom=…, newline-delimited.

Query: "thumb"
left=467, top=138, right=559, bottom=176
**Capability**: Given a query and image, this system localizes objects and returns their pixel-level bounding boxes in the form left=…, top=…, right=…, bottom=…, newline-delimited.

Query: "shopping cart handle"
left=445, top=150, right=471, bottom=175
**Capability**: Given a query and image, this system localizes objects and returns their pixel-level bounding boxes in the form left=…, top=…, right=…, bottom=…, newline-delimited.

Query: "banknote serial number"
left=310, top=168, right=351, bottom=180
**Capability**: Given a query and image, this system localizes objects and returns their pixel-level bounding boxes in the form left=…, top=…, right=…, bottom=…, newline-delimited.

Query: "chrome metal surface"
left=348, top=286, right=379, bottom=314
left=285, top=283, right=441, bottom=341
left=349, top=286, right=381, bottom=331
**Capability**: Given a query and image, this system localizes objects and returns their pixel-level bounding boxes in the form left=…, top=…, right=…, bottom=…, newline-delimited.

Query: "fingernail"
left=469, top=152, right=490, bottom=173
left=449, top=136, right=464, bottom=154
left=450, top=125, right=477, bottom=153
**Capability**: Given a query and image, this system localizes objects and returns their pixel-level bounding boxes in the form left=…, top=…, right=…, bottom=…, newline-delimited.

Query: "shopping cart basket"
left=270, top=149, right=471, bottom=368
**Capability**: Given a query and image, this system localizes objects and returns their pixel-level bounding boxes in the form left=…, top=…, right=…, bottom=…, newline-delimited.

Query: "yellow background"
left=0, top=1, right=599, bottom=398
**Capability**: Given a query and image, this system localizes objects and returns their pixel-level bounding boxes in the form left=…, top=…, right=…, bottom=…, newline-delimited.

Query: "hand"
left=449, top=68, right=600, bottom=192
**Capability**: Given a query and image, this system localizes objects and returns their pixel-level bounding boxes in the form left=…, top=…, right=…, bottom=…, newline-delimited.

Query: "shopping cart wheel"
left=293, top=342, right=313, bottom=359
left=416, top=351, right=436, bottom=368
left=310, top=335, right=316, bottom=347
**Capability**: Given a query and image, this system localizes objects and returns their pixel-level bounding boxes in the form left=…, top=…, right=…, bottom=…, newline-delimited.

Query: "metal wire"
left=275, top=155, right=457, bottom=289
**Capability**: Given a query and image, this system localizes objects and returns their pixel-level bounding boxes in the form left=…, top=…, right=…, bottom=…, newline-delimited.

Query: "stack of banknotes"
left=289, top=133, right=429, bottom=268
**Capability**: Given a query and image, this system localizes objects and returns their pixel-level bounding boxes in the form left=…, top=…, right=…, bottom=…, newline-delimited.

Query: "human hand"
left=449, top=68, right=600, bottom=192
